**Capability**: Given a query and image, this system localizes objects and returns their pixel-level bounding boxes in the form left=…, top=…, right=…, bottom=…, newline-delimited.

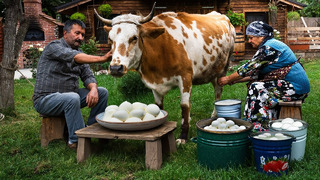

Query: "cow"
left=95, top=3, right=235, bottom=144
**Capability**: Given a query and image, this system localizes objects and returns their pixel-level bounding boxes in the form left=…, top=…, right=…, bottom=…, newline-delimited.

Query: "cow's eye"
left=129, top=36, right=138, bottom=43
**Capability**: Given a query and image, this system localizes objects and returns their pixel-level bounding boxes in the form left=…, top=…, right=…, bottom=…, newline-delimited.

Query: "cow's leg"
left=176, top=81, right=192, bottom=145
left=152, top=90, right=164, bottom=110
left=211, top=77, right=222, bottom=118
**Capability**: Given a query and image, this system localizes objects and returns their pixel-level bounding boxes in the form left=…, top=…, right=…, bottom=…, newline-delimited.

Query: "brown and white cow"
left=95, top=3, right=235, bottom=144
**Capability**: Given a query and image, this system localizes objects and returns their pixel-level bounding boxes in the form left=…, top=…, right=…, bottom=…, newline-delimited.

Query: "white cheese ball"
left=275, top=133, right=285, bottom=137
left=272, top=122, right=283, bottom=129
left=211, top=120, right=220, bottom=127
left=282, top=118, right=294, bottom=124
left=269, top=137, right=279, bottom=140
left=145, top=104, right=160, bottom=117
left=239, top=125, right=246, bottom=130
left=155, top=111, right=165, bottom=119
left=216, top=118, right=226, bottom=123
left=112, top=110, right=129, bottom=121
left=218, top=123, right=227, bottom=129
left=204, top=126, right=211, bottom=130
left=229, top=125, right=239, bottom=130
left=107, top=117, right=123, bottom=122
left=102, top=109, right=117, bottom=121
left=258, top=134, right=267, bottom=139
left=119, top=101, right=133, bottom=112
left=105, top=105, right=119, bottom=112
left=132, top=102, right=147, bottom=110
left=125, top=117, right=143, bottom=122
left=287, top=126, right=299, bottom=131
left=264, top=133, right=272, bottom=137
left=281, top=123, right=292, bottom=130
left=293, top=121, right=303, bottom=128
left=226, top=120, right=235, bottom=127
left=143, top=113, right=156, bottom=121
left=129, top=109, right=145, bottom=119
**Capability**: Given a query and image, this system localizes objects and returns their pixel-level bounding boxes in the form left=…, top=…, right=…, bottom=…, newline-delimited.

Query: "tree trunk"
left=0, top=0, right=29, bottom=114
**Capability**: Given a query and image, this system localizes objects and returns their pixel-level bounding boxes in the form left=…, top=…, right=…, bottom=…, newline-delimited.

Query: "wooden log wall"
left=216, top=0, right=288, bottom=60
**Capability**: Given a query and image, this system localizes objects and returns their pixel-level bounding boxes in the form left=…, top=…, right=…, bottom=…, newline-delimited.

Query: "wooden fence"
left=287, top=17, right=320, bottom=59
left=287, top=26, right=320, bottom=50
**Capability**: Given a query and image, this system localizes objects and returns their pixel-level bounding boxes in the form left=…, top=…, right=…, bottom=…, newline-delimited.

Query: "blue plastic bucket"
left=251, top=132, right=294, bottom=176
left=215, top=99, right=241, bottom=119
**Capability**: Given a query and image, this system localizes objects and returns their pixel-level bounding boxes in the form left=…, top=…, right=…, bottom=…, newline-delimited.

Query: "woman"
left=218, top=21, right=310, bottom=131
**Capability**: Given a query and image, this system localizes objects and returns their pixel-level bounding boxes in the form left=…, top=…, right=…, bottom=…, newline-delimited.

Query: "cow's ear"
left=141, top=27, right=165, bottom=39
left=104, top=26, right=112, bottom=33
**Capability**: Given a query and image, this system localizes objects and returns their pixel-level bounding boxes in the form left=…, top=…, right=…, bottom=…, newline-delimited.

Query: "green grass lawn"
left=1, top=59, right=320, bottom=179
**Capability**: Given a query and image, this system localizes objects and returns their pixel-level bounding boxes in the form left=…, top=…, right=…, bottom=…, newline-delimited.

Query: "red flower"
left=263, top=160, right=289, bottom=173
left=235, top=51, right=239, bottom=55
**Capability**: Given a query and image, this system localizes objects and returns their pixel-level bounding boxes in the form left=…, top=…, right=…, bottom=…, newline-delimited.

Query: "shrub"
left=98, top=4, right=112, bottom=18
left=70, top=12, right=86, bottom=23
left=117, top=71, right=151, bottom=98
left=287, top=11, right=300, bottom=21
left=23, top=44, right=44, bottom=78
left=226, top=10, right=248, bottom=26
left=80, top=37, right=109, bottom=74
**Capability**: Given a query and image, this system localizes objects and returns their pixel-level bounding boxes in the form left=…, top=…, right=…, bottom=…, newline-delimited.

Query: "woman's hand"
left=218, top=76, right=230, bottom=86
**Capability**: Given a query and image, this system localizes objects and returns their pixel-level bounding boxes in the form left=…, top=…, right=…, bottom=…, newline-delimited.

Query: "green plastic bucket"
left=193, top=118, right=253, bottom=170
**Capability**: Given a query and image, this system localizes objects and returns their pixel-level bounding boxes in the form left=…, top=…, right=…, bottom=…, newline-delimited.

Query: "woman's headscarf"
left=246, top=21, right=274, bottom=47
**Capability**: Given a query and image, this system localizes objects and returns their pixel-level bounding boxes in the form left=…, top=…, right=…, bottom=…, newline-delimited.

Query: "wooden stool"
left=40, top=115, right=67, bottom=147
left=278, top=100, right=302, bottom=119
left=75, top=121, right=177, bottom=170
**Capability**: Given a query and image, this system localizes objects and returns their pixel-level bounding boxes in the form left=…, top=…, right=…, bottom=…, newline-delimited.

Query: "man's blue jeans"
left=34, top=87, right=108, bottom=144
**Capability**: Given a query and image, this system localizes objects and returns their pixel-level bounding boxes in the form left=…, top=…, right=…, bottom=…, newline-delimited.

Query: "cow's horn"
left=94, top=8, right=112, bottom=26
left=139, top=2, right=156, bottom=24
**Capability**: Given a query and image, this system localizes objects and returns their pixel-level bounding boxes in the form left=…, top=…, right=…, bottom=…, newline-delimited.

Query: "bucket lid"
left=215, top=99, right=242, bottom=106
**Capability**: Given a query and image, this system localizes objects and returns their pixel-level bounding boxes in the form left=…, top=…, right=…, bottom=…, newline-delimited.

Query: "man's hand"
left=104, top=50, right=113, bottom=61
left=86, top=83, right=98, bottom=108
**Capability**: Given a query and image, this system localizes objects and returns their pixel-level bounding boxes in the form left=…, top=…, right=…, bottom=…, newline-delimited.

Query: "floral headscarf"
left=246, top=21, right=275, bottom=47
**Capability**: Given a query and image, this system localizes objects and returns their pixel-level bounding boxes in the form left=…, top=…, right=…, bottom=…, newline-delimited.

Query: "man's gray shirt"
left=33, top=38, right=97, bottom=106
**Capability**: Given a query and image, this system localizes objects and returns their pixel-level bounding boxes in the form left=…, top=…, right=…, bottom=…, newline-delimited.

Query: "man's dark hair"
left=63, top=19, right=86, bottom=33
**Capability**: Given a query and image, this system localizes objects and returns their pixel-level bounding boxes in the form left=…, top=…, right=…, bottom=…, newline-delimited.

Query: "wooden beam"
left=278, top=0, right=305, bottom=10
left=57, top=0, right=92, bottom=13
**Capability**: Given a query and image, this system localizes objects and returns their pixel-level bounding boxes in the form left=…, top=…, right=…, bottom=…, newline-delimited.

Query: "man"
left=33, top=19, right=112, bottom=149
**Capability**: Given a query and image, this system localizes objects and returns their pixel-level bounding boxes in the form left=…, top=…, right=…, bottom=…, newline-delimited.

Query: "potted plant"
left=287, top=11, right=300, bottom=21
left=98, top=4, right=112, bottom=18
left=70, top=12, right=86, bottom=23
left=226, top=10, right=248, bottom=32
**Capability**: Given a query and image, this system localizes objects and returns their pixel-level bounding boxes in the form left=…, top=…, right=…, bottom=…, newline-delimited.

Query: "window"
left=95, top=14, right=120, bottom=44
left=245, top=12, right=268, bottom=24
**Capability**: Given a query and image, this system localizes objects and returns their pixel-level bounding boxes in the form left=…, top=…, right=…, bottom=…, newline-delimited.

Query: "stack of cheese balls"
left=271, top=118, right=304, bottom=131
left=102, top=101, right=165, bottom=123
left=204, top=117, right=246, bottom=132
left=253, top=132, right=291, bottom=140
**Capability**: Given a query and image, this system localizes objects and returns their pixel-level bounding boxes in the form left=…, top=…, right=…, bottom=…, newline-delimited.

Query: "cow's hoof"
left=176, top=138, right=187, bottom=145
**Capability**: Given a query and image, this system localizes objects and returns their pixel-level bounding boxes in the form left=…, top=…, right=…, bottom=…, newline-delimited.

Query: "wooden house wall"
left=70, top=0, right=215, bottom=49
left=216, top=0, right=288, bottom=59
left=59, top=0, right=294, bottom=60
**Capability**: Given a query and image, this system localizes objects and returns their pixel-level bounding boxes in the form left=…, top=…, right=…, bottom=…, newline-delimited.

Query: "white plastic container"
left=270, top=119, right=308, bottom=161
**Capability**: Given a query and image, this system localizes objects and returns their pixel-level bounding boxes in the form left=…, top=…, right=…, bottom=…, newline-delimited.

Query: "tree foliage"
left=297, top=0, right=320, bottom=17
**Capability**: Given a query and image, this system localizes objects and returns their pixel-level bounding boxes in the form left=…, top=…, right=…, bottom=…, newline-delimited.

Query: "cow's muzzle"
left=109, top=65, right=126, bottom=77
